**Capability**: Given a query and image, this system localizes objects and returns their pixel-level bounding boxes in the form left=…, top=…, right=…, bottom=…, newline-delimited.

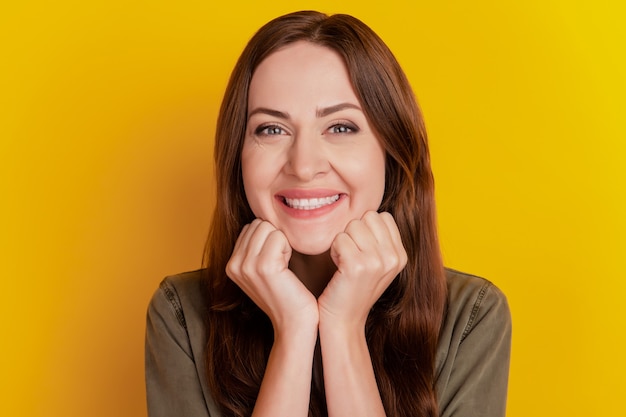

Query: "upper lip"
left=276, top=188, right=344, bottom=199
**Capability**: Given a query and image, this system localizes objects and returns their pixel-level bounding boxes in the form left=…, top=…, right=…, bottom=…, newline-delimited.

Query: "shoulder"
left=436, top=269, right=511, bottom=417
left=445, top=267, right=506, bottom=303
left=436, top=268, right=512, bottom=372
left=153, top=269, right=207, bottom=326
left=443, top=268, right=510, bottom=336
left=146, top=269, right=208, bottom=348
left=145, top=270, right=220, bottom=416
left=436, top=269, right=512, bottom=416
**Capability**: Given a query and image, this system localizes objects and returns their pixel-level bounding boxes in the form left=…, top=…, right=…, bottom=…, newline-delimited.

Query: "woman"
left=145, top=10, right=511, bottom=417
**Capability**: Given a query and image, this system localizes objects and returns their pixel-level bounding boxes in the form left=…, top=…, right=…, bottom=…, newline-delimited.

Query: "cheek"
left=338, top=158, right=385, bottom=214
left=370, top=166, right=387, bottom=209
left=357, top=145, right=386, bottom=207
left=241, top=151, right=260, bottom=210
left=241, top=148, right=277, bottom=216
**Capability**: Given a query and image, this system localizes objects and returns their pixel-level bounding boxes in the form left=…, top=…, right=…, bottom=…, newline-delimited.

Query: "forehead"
left=248, top=41, right=358, bottom=110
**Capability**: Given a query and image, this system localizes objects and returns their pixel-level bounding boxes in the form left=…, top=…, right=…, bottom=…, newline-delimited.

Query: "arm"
left=318, top=317, right=386, bottom=417
left=145, top=281, right=210, bottom=417
left=318, top=212, right=407, bottom=417
left=251, top=318, right=318, bottom=417
left=226, top=219, right=320, bottom=417
left=437, top=278, right=512, bottom=417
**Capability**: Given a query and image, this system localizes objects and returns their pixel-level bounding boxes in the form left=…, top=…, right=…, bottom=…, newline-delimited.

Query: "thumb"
left=266, top=229, right=292, bottom=265
left=330, top=232, right=353, bottom=269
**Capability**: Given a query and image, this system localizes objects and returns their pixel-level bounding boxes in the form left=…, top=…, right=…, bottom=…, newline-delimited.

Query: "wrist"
left=273, top=313, right=319, bottom=345
left=318, top=312, right=366, bottom=344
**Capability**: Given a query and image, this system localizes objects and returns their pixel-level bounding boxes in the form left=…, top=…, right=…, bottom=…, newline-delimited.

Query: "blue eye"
left=329, top=123, right=358, bottom=134
left=255, top=125, right=286, bottom=136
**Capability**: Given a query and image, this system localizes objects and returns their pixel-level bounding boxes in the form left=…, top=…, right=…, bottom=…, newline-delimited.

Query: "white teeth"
left=284, top=194, right=340, bottom=210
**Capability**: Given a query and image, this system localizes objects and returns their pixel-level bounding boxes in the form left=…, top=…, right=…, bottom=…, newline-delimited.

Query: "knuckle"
left=258, top=220, right=275, bottom=232
left=240, top=261, right=256, bottom=280
left=267, top=229, right=284, bottom=242
left=345, top=218, right=360, bottom=231
left=256, top=260, right=272, bottom=276
left=386, top=253, right=399, bottom=268
left=363, top=256, right=383, bottom=275
left=363, top=210, right=378, bottom=221
left=225, top=259, right=238, bottom=277
left=333, top=232, right=348, bottom=246
left=400, top=250, right=408, bottom=266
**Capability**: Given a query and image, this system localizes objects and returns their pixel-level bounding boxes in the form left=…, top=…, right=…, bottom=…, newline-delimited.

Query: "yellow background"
left=1, top=1, right=624, bottom=416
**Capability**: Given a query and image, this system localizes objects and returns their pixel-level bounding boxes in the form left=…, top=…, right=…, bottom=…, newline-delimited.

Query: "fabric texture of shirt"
left=145, top=268, right=511, bottom=417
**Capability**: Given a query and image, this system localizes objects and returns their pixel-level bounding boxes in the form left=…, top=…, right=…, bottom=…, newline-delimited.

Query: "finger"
left=232, top=223, right=251, bottom=254
left=257, top=229, right=292, bottom=270
left=238, top=218, right=265, bottom=251
left=359, top=211, right=406, bottom=275
left=378, top=212, right=401, bottom=241
left=227, top=223, right=254, bottom=277
left=227, top=220, right=271, bottom=279
left=244, top=220, right=277, bottom=258
left=378, top=212, right=407, bottom=262
left=343, top=217, right=377, bottom=252
left=330, top=231, right=359, bottom=268
left=361, top=211, right=396, bottom=246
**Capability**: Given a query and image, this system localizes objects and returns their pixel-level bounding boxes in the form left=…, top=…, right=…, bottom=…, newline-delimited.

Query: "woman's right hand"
left=226, top=219, right=319, bottom=334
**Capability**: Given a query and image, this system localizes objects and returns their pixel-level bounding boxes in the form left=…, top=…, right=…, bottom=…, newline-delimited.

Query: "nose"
left=283, top=133, right=330, bottom=181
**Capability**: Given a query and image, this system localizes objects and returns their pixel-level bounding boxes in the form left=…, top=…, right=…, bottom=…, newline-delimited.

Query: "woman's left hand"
left=318, top=211, right=407, bottom=329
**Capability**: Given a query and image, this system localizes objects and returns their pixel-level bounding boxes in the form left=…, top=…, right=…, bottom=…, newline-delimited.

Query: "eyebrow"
left=247, top=102, right=362, bottom=121
left=316, top=103, right=362, bottom=118
left=248, top=107, right=290, bottom=120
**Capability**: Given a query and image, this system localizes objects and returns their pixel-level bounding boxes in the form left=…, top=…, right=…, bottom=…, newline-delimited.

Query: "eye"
left=328, top=123, right=358, bottom=134
left=255, top=124, right=288, bottom=136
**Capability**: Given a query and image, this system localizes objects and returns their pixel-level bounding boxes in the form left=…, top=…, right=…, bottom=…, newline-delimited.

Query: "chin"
left=287, top=235, right=333, bottom=256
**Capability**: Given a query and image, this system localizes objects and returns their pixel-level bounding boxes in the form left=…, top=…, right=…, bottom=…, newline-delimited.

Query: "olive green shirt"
left=145, top=268, right=511, bottom=416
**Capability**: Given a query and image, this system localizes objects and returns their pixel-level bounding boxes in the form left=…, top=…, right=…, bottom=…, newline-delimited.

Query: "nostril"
left=284, top=146, right=330, bottom=180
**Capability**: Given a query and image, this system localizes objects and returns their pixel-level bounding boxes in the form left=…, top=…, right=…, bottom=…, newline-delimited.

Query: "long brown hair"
left=203, top=11, right=447, bottom=417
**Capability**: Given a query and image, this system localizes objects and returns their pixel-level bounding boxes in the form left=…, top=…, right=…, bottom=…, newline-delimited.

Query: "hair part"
left=203, top=10, right=447, bottom=417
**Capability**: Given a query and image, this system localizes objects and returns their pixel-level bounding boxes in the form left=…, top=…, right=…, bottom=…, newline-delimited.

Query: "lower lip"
left=276, top=194, right=345, bottom=219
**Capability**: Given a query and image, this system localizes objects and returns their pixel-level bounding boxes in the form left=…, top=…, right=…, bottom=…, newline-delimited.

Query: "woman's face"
left=242, top=41, right=386, bottom=255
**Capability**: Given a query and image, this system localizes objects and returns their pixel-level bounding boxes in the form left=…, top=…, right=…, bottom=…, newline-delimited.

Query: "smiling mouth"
left=282, top=194, right=340, bottom=210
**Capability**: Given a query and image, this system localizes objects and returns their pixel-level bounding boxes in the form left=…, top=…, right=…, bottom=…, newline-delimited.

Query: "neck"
left=289, top=250, right=336, bottom=298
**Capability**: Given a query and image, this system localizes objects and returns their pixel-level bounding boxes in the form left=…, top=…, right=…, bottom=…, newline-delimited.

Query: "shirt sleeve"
left=145, top=280, right=212, bottom=417
left=437, top=280, right=512, bottom=417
